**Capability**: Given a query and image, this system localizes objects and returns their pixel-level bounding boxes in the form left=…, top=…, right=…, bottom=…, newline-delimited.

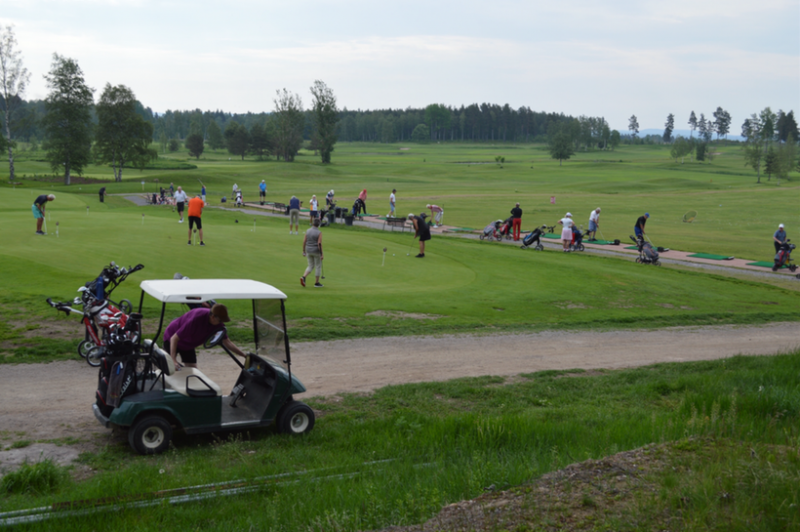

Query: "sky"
left=3, top=0, right=799, bottom=132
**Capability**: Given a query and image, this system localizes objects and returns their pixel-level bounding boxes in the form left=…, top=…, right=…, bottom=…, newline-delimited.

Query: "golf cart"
left=92, top=279, right=314, bottom=455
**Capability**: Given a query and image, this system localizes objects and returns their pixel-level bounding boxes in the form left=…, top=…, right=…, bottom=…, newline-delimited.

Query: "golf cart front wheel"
left=790, top=265, right=797, bottom=272
left=77, top=340, right=93, bottom=359
left=129, top=415, right=172, bottom=455
left=278, top=401, right=315, bottom=435
left=479, top=234, right=485, bottom=241
left=577, top=244, right=585, bottom=252
left=535, top=245, right=544, bottom=251
left=654, top=261, right=662, bottom=266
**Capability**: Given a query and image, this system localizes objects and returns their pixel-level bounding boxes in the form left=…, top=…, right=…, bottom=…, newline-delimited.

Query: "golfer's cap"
left=779, top=223, right=784, bottom=228
left=596, top=207, right=601, bottom=211
left=47, top=194, right=55, bottom=200
left=566, top=212, right=572, bottom=217
left=426, top=204, right=431, bottom=208
left=261, top=180, right=265, bottom=183
left=645, top=213, right=650, bottom=217
left=211, top=303, right=231, bottom=323
left=408, top=213, right=415, bottom=219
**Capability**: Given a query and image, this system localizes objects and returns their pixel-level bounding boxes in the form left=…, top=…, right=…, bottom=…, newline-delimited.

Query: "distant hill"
left=638, top=129, right=744, bottom=142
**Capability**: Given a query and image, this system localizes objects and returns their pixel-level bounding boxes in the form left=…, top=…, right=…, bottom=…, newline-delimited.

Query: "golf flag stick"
left=56, top=222, right=59, bottom=238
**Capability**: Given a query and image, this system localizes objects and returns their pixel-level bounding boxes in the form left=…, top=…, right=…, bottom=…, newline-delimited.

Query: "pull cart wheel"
left=77, top=340, right=93, bottom=359
left=129, top=415, right=173, bottom=455
left=86, top=346, right=103, bottom=367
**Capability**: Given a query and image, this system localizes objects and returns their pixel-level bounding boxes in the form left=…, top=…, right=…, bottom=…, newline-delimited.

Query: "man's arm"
left=169, top=334, right=181, bottom=367
left=222, top=338, right=246, bottom=358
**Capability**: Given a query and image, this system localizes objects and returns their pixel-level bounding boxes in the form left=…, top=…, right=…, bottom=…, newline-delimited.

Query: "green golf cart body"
left=92, top=279, right=314, bottom=454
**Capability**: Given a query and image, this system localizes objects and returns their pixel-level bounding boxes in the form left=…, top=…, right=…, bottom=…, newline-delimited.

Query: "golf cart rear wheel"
left=86, top=346, right=103, bottom=367
left=577, top=244, right=585, bottom=252
left=790, top=265, right=797, bottom=272
left=129, top=415, right=172, bottom=455
left=278, top=401, right=315, bottom=435
left=535, top=245, right=543, bottom=251
left=77, top=340, right=93, bottom=359
left=479, top=234, right=485, bottom=241
left=654, top=261, right=662, bottom=266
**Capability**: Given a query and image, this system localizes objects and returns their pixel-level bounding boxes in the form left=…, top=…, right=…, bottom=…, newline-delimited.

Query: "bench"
left=384, top=217, right=409, bottom=232
left=145, top=339, right=222, bottom=398
left=271, top=202, right=287, bottom=214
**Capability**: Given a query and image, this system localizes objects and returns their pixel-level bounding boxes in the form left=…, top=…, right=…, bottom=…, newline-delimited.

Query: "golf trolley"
left=570, top=227, right=585, bottom=252
left=520, top=225, right=547, bottom=251
left=92, top=278, right=314, bottom=455
left=46, top=262, right=144, bottom=366
left=773, top=240, right=798, bottom=273
left=630, top=236, right=661, bottom=266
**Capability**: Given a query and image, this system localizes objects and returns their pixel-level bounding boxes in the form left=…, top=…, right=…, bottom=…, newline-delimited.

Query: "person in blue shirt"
left=32, top=194, right=55, bottom=235
left=774, top=224, right=787, bottom=253
left=289, top=195, right=301, bottom=235
left=259, top=180, right=267, bottom=205
left=201, top=185, right=206, bottom=203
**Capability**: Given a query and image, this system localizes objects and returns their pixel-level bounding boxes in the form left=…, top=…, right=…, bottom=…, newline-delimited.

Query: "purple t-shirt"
left=163, top=308, right=225, bottom=350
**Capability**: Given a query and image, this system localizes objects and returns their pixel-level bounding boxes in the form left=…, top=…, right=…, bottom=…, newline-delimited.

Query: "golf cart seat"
left=144, top=339, right=222, bottom=398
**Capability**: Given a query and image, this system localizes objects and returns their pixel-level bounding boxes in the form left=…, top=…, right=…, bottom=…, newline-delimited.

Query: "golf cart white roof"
left=140, top=279, right=287, bottom=303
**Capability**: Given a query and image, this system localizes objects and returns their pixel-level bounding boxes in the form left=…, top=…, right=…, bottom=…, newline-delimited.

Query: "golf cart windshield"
left=255, top=299, right=290, bottom=373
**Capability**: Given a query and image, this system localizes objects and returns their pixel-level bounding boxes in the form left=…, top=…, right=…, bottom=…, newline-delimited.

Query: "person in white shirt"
left=174, top=186, right=188, bottom=223
left=388, top=189, right=396, bottom=217
left=309, top=195, right=319, bottom=224
left=559, top=213, right=574, bottom=252
left=588, top=208, right=601, bottom=241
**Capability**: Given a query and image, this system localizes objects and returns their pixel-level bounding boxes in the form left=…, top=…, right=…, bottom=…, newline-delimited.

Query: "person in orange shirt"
left=187, top=195, right=205, bottom=246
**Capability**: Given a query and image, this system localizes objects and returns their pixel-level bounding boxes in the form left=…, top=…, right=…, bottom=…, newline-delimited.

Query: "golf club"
left=407, top=238, right=414, bottom=256
left=599, top=228, right=606, bottom=241
left=321, top=260, right=325, bottom=279
left=43, top=217, right=47, bottom=235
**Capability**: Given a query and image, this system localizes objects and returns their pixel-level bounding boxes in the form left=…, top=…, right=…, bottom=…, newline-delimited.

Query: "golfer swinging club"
left=33, top=194, right=55, bottom=235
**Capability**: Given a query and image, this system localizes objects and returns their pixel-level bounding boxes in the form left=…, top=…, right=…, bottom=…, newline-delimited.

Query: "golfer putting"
left=408, top=213, right=431, bottom=258
left=33, top=194, right=55, bottom=235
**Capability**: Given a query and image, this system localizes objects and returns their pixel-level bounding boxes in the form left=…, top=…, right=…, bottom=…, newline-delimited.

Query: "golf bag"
left=773, top=241, right=797, bottom=272
left=570, top=227, right=585, bottom=252
left=480, top=220, right=502, bottom=241
left=95, top=312, right=143, bottom=415
left=235, top=191, right=243, bottom=207
left=521, top=226, right=546, bottom=250
left=497, top=217, right=513, bottom=239
left=631, top=236, right=660, bottom=265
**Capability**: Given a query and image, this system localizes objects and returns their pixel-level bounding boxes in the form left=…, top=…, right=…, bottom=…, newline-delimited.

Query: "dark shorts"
left=419, top=230, right=431, bottom=242
left=164, top=337, right=197, bottom=364
left=177, top=202, right=185, bottom=213
left=259, top=190, right=266, bottom=197
left=189, top=216, right=202, bottom=230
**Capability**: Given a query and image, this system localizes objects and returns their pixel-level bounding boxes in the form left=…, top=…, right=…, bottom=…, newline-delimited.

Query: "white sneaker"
left=179, top=219, right=183, bottom=223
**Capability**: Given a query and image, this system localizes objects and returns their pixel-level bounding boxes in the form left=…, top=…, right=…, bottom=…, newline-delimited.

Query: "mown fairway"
left=2, top=142, right=800, bottom=359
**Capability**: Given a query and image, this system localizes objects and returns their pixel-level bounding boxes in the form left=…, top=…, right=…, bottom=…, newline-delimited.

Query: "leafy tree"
left=776, top=110, right=799, bottom=143
left=158, top=130, right=168, bottom=153
left=763, top=146, right=778, bottom=180
left=547, top=122, right=575, bottom=165
left=168, top=138, right=180, bottom=152
left=410, top=123, right=429, bottom=143
left=249, top=122, right=270, bottom=159
left=224, top=121, right=250, bottom=160
left=609, top=130, right=621, bottom=151
left=185, top=133, right=204, bottom=159
left=309, top=80, right=338, bottom=163
left=94, top=83, right=155, bottom=182
left=206, top=120, right=224, bottom=150
left=601, top=123, right=611, bottom=150
left=713, top=107, right=731, bottom=142
left=628, top=115, right=639, bottom=139
left=663, top=113, right=675, bottom=143
left=775, top=133, right=796, bottom=184
left=696, top=142, right=710, bottom=161
left=273, top=88, right=304, bottom=162
left=0, top=130, right=7, bottom=153
left=742, top=113, right=765, bottom=183
left=670, top=136, right=691, bottom=163
left=0, top=25, right=31, bottom=181
left=41, top=54, right=94, bottom=185
left=688, top=111, right=697, bottom=137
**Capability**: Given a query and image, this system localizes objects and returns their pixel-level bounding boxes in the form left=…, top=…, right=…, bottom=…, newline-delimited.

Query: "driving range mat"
left=688, top=253, right=735, bottom=260
left=746, top=261, right=785, bottom=268
left=585, top=240, right=617, bottom=245
left=543, top=233, right=561, bottom=239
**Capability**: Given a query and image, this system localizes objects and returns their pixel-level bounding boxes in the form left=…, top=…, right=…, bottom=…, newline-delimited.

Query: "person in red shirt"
left=187, top=195, right=205, bottom=246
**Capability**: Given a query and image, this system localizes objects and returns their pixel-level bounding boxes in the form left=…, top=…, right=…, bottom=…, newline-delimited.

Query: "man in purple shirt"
left=163, top=304, right=246, bottom=369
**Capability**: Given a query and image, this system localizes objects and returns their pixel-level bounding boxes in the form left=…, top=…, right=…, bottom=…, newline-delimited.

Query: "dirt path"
left=1, top=323, right=798, bottom=452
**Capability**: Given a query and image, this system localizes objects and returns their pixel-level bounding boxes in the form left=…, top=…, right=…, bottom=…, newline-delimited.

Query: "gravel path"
left=1, top=322, right=798, bottom=454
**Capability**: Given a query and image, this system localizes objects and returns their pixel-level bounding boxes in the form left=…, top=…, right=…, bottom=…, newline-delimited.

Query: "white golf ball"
left=393, top=254, right=395, bottom=256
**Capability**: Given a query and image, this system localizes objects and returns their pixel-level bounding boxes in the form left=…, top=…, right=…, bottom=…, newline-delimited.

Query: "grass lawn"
left=1, top=351, right=798, bottom=530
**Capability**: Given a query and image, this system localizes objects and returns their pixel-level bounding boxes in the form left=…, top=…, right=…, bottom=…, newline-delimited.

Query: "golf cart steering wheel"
left=204, top=329, right=244, bottom=369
